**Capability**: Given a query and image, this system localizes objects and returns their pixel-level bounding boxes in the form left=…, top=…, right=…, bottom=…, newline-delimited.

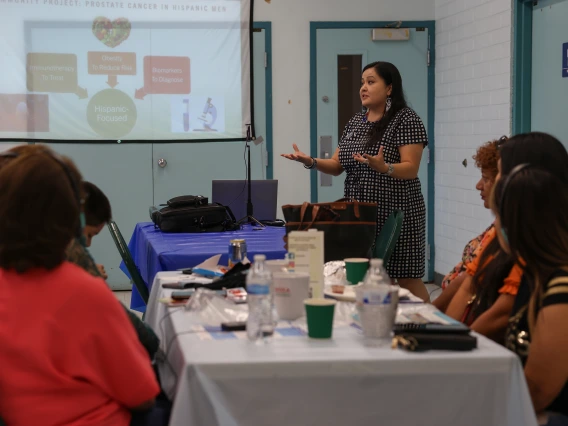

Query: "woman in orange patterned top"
left=445, top=219, right=524, bottom=342
left=446, top=132, right=568, bottom=343
left=433, top=139, right=499, bottom=312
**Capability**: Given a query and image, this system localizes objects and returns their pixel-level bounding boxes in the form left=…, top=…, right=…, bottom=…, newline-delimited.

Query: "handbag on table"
left=281, top=199, right=377, bottom=262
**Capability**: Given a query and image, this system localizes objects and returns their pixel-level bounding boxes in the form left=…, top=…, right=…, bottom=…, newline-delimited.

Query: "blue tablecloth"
left=122, top=222, right=287, bottom=312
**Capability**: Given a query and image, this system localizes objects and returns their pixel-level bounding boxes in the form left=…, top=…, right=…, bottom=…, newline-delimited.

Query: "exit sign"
left=564, top=43, right=568, bottom=78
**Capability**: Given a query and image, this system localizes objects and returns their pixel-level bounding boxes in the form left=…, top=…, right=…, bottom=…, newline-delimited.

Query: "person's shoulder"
left=475, top=223, right=495, bottom=242
left=38, top=263, right=120, bottom=327
left=394, top=107, right=421, bottom=122
left=547, top=269, right=568, bottom=286
left=543, top=269, right=568, bottom=305
left=60, top=261, right=102, bottom=282
left=349, top=112, right=366, bottom=124
left=59, top=262, right=115, bottom=304
left=66, top=238, right=102, bottom=278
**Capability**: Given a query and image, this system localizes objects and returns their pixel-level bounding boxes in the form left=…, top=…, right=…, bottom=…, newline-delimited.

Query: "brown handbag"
left=281, top=199, right=377, bottom=262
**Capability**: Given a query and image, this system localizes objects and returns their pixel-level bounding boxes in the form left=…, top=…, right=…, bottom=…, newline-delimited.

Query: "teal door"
left=314, top=27, right=432, bottom=279
left=153, top=28, right=270, bottom=204
left=531, top=0, right=568, bottom=141
left=48, top=25, right=272, bottom=290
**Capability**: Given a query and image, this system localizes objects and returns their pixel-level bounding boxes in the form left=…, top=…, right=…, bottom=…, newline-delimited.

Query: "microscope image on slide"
left=196, top=97, right=217, bottom=132
left=170, top=95, right=225, bottom=133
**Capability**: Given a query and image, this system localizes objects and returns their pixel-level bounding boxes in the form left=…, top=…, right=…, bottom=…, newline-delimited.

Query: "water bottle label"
left=286, top=252, right=295, bottom=272
left=362, top=290, right=391, bottom=305
left=247, top=283, right=270, bottom=295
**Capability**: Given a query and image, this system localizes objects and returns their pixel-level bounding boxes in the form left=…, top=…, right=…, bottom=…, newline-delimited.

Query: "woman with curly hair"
left=433, top=139, right=499, bottom=312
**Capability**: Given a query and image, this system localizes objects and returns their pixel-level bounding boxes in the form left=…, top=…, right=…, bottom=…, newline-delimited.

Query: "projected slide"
left=0, top=0, right=251, bottom=141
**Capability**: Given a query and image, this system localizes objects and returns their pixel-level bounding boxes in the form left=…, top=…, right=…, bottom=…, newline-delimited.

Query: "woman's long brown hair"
left=471, top=236, right=515, bottom=319
left=0, top=145, right=83, bottom=272
left=492, top=168, right=568, bottom=331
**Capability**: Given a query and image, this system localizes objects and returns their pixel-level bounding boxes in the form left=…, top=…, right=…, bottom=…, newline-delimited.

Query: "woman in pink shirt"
left=0, top=146, right=164, bottom=426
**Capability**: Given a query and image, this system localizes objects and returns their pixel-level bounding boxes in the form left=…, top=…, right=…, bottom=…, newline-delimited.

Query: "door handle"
left=157, top=158, right=167, bottom=168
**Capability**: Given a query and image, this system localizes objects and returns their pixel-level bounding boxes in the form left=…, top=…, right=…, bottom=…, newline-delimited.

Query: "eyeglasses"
left=497, top=135, right=508, bottom=149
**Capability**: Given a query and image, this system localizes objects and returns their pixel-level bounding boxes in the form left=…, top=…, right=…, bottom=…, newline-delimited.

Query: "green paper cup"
left=304, top=298, right=336, bottom=339
left=344, top=258, right=369, bottom=285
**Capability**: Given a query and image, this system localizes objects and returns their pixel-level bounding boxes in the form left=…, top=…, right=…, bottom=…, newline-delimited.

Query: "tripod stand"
left=237, top=124, right=264, bottom=227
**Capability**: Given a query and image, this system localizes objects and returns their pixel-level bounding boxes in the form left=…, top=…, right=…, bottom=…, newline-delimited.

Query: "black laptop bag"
left=150, top=195, right=240, bottom=233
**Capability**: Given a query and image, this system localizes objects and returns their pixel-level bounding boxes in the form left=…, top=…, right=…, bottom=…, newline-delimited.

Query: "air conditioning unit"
left=371, top=28, right=410, bottom=41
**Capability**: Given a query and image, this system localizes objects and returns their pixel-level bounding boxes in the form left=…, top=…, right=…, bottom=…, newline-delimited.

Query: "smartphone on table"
left=171, top=290, right=196, bottom=300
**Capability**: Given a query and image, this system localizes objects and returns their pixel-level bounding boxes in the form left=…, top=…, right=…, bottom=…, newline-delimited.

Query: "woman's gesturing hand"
left=281, top=144, right=313, bottom=167
left=353, top=146, right=388, bottom=173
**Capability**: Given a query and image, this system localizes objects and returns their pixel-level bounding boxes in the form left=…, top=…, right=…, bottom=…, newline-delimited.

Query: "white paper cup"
left=273, top=272, right=310, bottom=320
left=266, top=259, right=289, bottom=274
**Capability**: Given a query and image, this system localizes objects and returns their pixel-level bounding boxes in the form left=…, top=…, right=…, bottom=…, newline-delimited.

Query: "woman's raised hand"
left=281, top=144, right=312, bottom=167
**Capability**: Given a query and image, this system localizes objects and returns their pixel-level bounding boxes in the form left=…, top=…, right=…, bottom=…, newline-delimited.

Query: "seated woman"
left=0, top=145, right=160, bottom=361
left=451, top=227, right=523, bottom=341
left=433, top=139, right=499, bottom=312
left=446, top=133, right=568, bottom=341
left=493, top=165, right=568, bottom=425
left=0, top=146, right=164, bottom=426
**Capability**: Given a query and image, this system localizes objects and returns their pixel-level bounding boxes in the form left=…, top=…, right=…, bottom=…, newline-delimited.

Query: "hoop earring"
left=385, top=96, right=392, bottom=113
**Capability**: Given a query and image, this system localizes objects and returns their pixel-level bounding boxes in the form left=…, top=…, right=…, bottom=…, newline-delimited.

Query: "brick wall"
left=434, top=0, right=512, bottom=278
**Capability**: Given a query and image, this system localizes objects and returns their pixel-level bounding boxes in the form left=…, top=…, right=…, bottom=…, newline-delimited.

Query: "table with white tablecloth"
left=146, top=272, right=538, bottom=426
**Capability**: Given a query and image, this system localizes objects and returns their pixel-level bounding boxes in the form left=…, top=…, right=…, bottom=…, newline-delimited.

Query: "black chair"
left=107, top=220, right=150, bottom=305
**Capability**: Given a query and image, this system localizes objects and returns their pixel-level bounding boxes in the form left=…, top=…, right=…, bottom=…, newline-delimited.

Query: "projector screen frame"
left=0, top=1, right=255, bottom=144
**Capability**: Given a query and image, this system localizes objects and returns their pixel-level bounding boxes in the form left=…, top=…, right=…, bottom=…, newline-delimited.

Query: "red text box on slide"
left=143, top=56, right=190, bottom=94
left=0, top=94, right=49, bottom=132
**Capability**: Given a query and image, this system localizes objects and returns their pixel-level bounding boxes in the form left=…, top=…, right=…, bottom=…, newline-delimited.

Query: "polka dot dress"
left=338, top=107, right=427, bottom=279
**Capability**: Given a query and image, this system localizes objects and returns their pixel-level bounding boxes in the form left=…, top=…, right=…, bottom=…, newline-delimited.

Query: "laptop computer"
left=212, top=180, right=278, bottom=221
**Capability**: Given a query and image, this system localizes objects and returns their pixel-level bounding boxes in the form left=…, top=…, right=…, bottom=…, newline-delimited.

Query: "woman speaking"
left=282, top=62, right=429, bottom=301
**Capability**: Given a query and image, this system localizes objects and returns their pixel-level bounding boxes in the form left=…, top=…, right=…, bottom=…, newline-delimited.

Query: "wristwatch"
left=304, top=157, right=317, bottom=169
left=383, top=163, right=394, bottom=176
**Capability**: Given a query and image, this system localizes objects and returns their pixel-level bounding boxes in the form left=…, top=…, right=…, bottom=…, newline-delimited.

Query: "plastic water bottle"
left=246, top=254, right=274, bottom=342
left=357, top=259, right=397, bottom=346
left=361, top=258, right=392, bottom=304
left=363, top=258, right=391, bottom=286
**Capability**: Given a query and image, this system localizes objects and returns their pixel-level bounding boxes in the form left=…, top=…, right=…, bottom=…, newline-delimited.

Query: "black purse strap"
left=213, top=203, right=240, bottom=231
left=224, top=204, right=237, bottom=223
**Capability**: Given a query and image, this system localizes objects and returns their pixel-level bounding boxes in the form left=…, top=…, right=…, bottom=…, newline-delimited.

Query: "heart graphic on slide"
left=92, top=17, right=131, bottom=48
